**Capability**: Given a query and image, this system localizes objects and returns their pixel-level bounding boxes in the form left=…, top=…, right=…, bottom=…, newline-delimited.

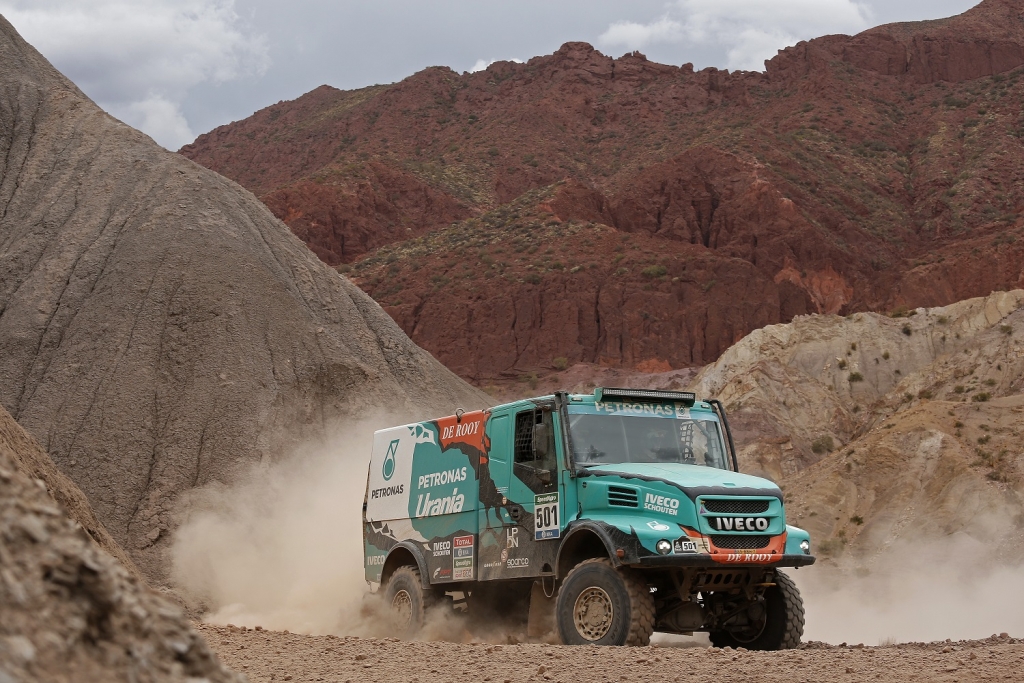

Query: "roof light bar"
left=595, top=387, right=696, bottom=407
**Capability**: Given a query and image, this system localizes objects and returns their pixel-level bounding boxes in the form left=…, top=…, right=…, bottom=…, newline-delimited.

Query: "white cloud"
left=598, top=16, right=684, bottom=49
left=469, top=57, right=524, bottom=73
left=599, top=0, right=872, bottom=71
left=0, top=0, right=268, bottom=149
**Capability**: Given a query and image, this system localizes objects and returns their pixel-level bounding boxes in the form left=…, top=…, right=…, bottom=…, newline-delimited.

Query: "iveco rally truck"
left=362, top=388, right=814, bottom=648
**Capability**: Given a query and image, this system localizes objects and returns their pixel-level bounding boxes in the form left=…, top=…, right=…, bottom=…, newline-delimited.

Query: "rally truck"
left=363, top=388, right=814, bottom=648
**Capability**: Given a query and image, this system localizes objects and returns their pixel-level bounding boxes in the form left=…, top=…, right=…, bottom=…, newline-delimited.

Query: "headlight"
left=656, top=539, right=672, bottom=555
left=800, top=540, right=811, bottom=554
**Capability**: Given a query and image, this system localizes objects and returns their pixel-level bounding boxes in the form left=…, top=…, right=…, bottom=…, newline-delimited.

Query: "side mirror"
left=532, top=423, right=550, bottom=459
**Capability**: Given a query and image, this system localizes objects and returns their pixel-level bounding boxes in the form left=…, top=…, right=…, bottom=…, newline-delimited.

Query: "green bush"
left=641, top=264, right=668, bottom=279
left=972, top=392, right=992, bottom=402
left=811, top=435, right=835, bottom=455
left=553, top=356, right=569, bottom=371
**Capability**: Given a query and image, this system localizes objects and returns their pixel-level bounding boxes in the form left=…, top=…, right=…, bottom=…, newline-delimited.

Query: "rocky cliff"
left=0, top=14, right=489, bottom=583
left=692, top=290, right=1024, bottom=561
left=180, top=0, right=1024, bottom=383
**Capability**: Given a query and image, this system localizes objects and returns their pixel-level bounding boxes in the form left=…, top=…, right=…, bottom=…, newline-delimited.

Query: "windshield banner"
left=568, top=401, right=707, bottom=420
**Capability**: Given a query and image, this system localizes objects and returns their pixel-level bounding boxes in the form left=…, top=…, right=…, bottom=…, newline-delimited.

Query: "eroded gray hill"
left=0, top=15, right=489, bottom=582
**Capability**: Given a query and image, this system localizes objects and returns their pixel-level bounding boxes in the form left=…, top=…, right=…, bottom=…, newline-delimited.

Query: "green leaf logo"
left=382, top=439, right=400, bottom=481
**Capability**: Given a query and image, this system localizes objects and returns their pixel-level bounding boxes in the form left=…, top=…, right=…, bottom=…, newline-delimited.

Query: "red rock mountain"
left=182, top=0, right=1024, bottom=382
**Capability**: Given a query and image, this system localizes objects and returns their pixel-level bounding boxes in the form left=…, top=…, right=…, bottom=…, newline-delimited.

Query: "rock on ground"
left=0, top=404, right=243, bottom=682
left=0, top=14, right=489, bottom=584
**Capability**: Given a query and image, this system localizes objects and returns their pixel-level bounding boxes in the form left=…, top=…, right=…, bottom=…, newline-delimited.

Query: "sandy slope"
left=199, top=624, right=1024, bottom=683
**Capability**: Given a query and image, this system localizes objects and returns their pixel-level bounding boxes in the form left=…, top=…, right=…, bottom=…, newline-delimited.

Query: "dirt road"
left=198, top=625, right=1023, bottom=683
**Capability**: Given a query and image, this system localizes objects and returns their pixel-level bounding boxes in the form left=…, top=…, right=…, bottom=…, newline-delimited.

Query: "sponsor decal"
left=506, top=557, right=530, bottom=568
left=644, top=493, right=680, bottom=516
left=501, top=549, right=508, bottom=562
left=673, top=538, right=698, bottom=554
left=723, top=553, right=775, bottom=563
left=438, top=568, right=452, bottom=578
left=366, top=554, right=386, bottom=566
left=415, top=488, right=466, bottom=517
left=436, top=412, right=490, bottom=454
left=506, top=526, right=519, bottom=549
left=417, top=467, right=468, bottom=489
left=382, top=439, right=399, bottom=481
left=534, top=493, right=560, bottom=540
left=482, top=561, right=503, bottom=569
left=699, top=502, right=707, bottom=515
left=710, top=517, right=770, bottom=532
left=647, top=521, right=672, bottom=532
left=433, top=567, right=440, bottom=579
left=441, top=421, right=481, bottom=441
left=432, top=540, right=451, bottom=557
left=369, top=483, right=405, bottom=500
left=594, top=401, right=678, bottom=416
left=453, top=535, right=474, bottom=580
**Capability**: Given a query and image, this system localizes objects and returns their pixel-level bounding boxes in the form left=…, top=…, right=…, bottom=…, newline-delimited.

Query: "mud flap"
left=527, top=579, right=556, bottom=638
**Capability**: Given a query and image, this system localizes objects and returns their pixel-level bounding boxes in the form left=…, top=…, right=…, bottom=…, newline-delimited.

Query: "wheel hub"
left=391, top=589, right=413, bottom=628
left=573, top=586, right=614, bottom=641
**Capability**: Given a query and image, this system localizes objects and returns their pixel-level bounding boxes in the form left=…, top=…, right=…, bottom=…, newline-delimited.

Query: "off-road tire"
left=383, top=565, right=436, bottom=638
left=555, top=558, right=655, bottom=646
left=709, top=570, right=804, bottom=650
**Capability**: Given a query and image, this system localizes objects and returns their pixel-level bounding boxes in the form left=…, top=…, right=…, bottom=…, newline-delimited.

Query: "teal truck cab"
left=363, top=388, right=814, bottom=648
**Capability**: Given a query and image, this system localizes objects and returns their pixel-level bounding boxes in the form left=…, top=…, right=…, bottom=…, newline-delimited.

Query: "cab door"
left=477, top=405, right=564, bottom=580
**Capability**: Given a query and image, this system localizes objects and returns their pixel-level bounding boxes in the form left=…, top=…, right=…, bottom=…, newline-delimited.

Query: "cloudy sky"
left=0, top=0, right=979, bottom=150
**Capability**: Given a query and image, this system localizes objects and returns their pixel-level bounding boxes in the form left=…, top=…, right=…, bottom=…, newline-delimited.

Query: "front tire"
left=383, top=565, right=435, bottom=638
left=709, top=570, right=805, bottom=650
left=555, top=558, right=655, bottom=646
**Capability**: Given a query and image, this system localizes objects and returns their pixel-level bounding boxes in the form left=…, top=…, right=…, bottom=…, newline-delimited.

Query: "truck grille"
left=702, top=499, right=770, bottom=514
left=608, top=486, right=639, bottom=508
left=710, top=535, right=772, bottom=550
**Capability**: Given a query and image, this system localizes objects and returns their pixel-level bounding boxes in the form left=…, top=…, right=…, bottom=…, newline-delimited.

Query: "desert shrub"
left=641, top=264, right=668, bottom=278
left=838, top=360, right=847, bottom=370
left=553, top=356, right=568, bottom=371
left=1001, top=324, right=1013, bottom=335
left=811, top=435, right=835, bottom=454
left=954, top=385, right=965, bottom=394
left=848, top=372, right=864, bottom=382
left=972, top=392, right=992, bottom=402
left=882, top=351, right=890, bottom=360
left=918, top=389, right=933, bottom=400
left=525, top=273, right=541, bottom=285
left=850, top=515, right=864, bottom=525
left=902, top=324, right=912, bottom=336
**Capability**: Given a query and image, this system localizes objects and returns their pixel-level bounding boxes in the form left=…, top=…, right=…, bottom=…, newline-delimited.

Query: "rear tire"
left=709, top=570, right=804, bottom=650
left=383, top=565, right=436, bottom=638
left=555, top=558, right=654, bottom=646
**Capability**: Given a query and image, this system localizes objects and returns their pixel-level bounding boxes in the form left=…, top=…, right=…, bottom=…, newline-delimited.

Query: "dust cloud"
left=796, top=533, right=1024, bottom=645
left=170, top=416, right=391, bottom=636
left=171, top=417, right=1024, bottom=645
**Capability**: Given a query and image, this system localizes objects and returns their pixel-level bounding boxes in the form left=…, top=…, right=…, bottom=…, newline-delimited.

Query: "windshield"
left=568, top=413, right=730, bottom=470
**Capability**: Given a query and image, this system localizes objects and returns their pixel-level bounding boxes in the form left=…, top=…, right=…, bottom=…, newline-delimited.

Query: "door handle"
left=510, top=505, right=521, bottom=521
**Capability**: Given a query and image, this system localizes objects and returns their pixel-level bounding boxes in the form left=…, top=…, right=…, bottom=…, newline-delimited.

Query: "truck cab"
left=363, top=388, right=814, bottom=648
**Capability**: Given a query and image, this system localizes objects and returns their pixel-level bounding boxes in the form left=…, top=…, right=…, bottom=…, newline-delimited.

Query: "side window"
left=513, top=410, right=537, bottom=464
left=513, top=409, right=557, bottom=488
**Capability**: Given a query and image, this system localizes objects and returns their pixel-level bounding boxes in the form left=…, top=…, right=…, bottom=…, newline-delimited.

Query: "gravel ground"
left=198, top=625, right=1024, bottom=683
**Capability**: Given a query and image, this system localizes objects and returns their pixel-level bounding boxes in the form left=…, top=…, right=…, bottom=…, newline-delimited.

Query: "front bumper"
left=631, top=553, right=816, bottom=569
